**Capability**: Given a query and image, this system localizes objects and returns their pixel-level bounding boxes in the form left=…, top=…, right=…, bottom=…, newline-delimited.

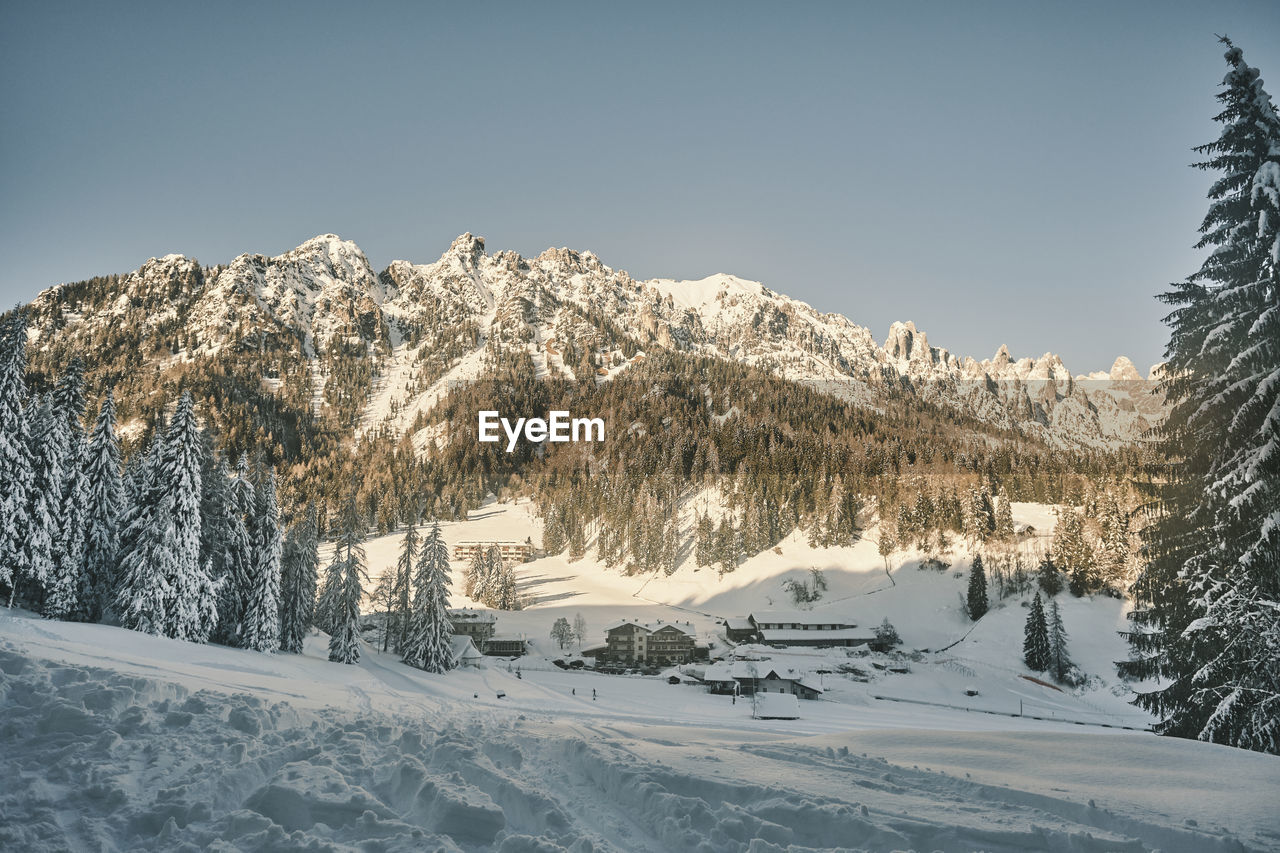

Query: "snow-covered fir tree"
left=82, top=391, right=123, bottom=622
left=0, top=315, right=32, bottom=599
left=1023, top=592, right=1050, bottom=672
left=966, top=554, right=989, bottom=620
left=48, top=358, right=89, bottom=618
left=463, top=549, right=484, bottom=600
left=212, top=457, right=255, bottom=646
left=1037, top=555, right=1062, bottom=597
left=1123, top=39, right=1280, bottom=754
left=1046, top=596, right=1073, bottom=685
left=241, top=469, right=282, bottom=652
left=162, top=394, right=218, bottom=643
left=1053, top=510, right=1094, bottom=596
left=994, top=491, right=1015, bottom=541
left=25, top=395, right=66, bottom=602
left=52, top=357, right=86, bottom=433
left=44, top=430, right=89, bottom=620
left=328, top=498, right=369, bottom=665
left=694, top=512, right=716, bottom=568
left=542, top=503, right=566, bottom=555
left=403, top=521, right=453, bottom=672
left=278, top=506, right=319, bottom=654
left=391, top=519, right=419, bottom=653
left=115, top=393, right=217, bottom=641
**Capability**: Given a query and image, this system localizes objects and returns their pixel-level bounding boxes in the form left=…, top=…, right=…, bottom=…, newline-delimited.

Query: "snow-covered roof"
left=450, top=635, right=483, bottom=665
left=701, top=661, right=824, bottom=693
left=749, top=610, right=856, bottom=627
left=758, top=628, right=874, bottom=643
left=604, top=620, right=696, bottom=636
left=454, top=540, right=529, bottom=546
left=448, top=609, right=497, bottom=623
left=724, top=618, right=755, bottom=630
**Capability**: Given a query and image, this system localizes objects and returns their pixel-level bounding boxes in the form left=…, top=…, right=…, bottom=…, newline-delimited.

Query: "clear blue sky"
left=3, top=1, right=1277, bottom=373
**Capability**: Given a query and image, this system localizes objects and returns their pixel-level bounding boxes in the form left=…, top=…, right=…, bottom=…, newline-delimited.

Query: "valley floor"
left=2, top=610, right=1278, bottom=853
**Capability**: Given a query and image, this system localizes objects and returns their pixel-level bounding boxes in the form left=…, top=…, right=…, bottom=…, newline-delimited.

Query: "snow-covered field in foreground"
left=3, top=611, right=1278, bottom=853
left=4, top=500, right=1278, bottom=851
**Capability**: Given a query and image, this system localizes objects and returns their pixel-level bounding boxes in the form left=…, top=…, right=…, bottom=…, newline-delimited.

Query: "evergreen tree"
left=994, top=491, right=1015, bottom=541
left=1037, top=555, right=1063, bottom=597
left=45, top=431, right=89, bottom=620
left=392, top=520, right=419, bottom=653
left=1053, top=510, right=1094, bottom=596
left=213, top=458, right=255, bottom=646
left=694, top=513, right=716, bottom=567
left=967, top=487, right=995, bottom=542
left=1097, top=492, right=1131, bottom=586
left=966, top=553, right=989, bottom=620
left=1123, top=40, right=1280, bottom=754
left=1023, top=592, right=1050, bottom=672
left=116, top=393, right=217, bottom=641
left=242, top=470, right=282, bottom=652
left=463, top=548, right=483, bottom=600
left=25, top=395, right=66, bottom=602
left=328, top=498, right=368, bottom=664
left=316, top=547, right=346, bottom=635
left=542, top=503, right=566, bottom=555
left=52, top=356, right=86, bottom=434
left=279, top=507, right=319, bottom=653
left=0, top=314, right=32, bottom=600
left=1047, top=596, right=1073, bottom=684
left=82, top=391, right=123, bottom=622
left=870, top=618, right=901, bottom=652
left=403, top=521, right=454, bottom=672
left=715, top=517, right=738, bottom=576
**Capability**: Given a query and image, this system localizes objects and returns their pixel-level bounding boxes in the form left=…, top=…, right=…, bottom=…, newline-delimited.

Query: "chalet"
left=746, top=610, right=875, bottom=648
left=453, top=540, right=534, bottom=564
left=724, top=617, right=758, bottom=644
left=448, top=608, right=497, bottom=646
left=603, top=620, right=697, bottom=665
left=700, top=659, right=824, bottom=699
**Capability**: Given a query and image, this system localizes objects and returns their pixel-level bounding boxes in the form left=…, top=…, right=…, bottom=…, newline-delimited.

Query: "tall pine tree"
left=1023, top=592, right=1050, bottom=672
left=0, top=314, right=32, bottom=601
left=279, top=506, right=319, bottom=653
left=966, top=554, right=989, bottom=620
left=242, top=470, right=282, bottom=652
left=1122, top=39, right=1280, bottom=754
left=403, top=521, right=454, bottom=672
left=83, top=391, right=123, bottom=622
left=328, top=497, right=368, bottom=664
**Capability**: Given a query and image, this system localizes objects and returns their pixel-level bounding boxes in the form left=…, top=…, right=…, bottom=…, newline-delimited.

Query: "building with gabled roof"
left=603, top=619, right=697, bottom=665
left=743, top=610, right=875, bottom=648
left=699, top=659, right=824, bottom=699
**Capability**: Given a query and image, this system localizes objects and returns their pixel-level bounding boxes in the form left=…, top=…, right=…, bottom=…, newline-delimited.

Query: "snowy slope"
left=2, top=502, right=1274, bottom=852
left=351, top=500, right=1151, bottom=730
left=4, top=607, right=1278, bottom=852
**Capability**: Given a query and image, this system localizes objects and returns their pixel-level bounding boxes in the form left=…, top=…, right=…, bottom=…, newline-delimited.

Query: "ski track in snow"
left=2, top=610, right=1279, bottom=853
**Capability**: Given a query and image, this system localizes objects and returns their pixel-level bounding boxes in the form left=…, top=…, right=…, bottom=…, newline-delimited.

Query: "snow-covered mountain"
left=22, top=233, right=1163, bottom=449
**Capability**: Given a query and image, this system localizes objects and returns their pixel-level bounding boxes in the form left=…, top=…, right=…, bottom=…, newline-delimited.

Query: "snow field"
left=3, top=616, right=1278, bottom=852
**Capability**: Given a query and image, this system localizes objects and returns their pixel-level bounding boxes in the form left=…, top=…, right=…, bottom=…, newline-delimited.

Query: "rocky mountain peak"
left=884, top=321, right=928, bottom=362
left=445, top=233, right=486, bottom=266
left=1109, top=355, right=1142, bottom=381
